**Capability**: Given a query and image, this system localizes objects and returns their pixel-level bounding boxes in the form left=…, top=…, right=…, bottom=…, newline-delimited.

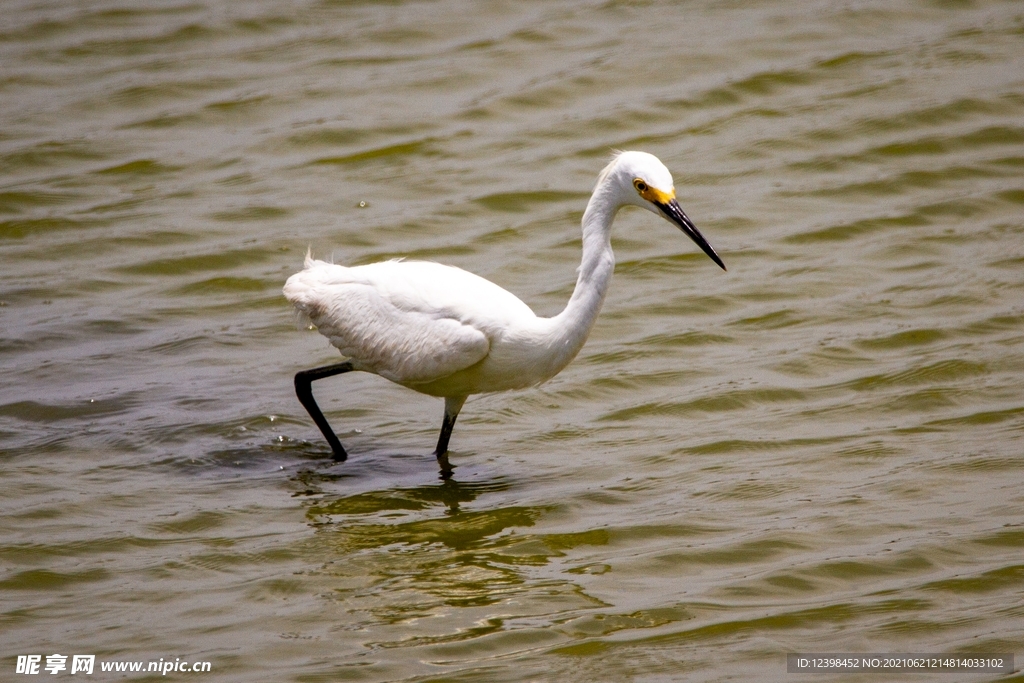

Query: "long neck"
left=546, top=189, right=619, bottom=367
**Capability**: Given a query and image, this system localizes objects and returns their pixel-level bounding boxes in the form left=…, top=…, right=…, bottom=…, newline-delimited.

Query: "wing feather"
left=284, top=260, right=497, bottom=384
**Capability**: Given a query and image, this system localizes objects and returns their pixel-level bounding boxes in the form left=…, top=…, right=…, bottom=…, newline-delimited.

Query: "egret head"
left=602, top=151, right=726, bottom=271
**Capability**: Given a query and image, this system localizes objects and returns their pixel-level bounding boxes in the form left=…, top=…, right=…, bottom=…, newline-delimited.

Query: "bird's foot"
left=435, top=450, right=454, bottom=480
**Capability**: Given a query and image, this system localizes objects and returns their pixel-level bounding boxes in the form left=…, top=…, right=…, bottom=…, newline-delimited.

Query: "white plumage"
left=284, top=151, right=725, bottom=476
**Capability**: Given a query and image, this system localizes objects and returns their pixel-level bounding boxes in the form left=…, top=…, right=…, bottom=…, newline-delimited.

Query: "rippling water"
left=3, top=1, right=1023, bottom=681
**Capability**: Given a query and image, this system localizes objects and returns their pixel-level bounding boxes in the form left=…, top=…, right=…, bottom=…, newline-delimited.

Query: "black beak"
left=657, top=199, right=726, bottom=271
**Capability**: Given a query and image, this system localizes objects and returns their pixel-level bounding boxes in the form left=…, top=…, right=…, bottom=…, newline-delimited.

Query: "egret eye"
left=633, top=179, right=648, bottom=193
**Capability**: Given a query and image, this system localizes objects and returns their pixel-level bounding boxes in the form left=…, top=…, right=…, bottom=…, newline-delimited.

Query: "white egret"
left=284, top=151, right=725, bottom=477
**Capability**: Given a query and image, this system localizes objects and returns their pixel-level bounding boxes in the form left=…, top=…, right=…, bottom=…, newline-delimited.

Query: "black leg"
left=294, top=361, right=354, bottom=461
left=434, top=411, right=458, bottom=479
left=434, top=395, right=467, bottom=479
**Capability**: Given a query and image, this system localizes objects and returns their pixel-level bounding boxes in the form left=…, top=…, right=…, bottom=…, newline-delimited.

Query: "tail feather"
left=284, top=254, right=345, bottom=326
left=283, top=267, right=325, bottom=335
